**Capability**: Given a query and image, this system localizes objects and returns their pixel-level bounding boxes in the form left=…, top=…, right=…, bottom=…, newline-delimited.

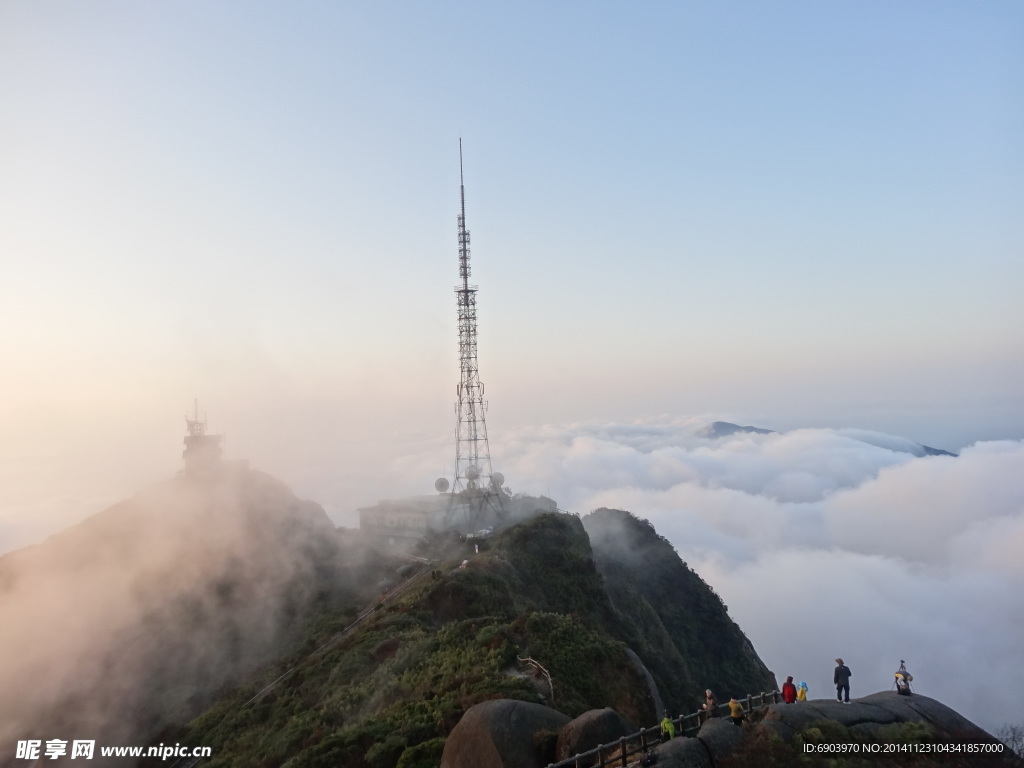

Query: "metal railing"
left=545, top=690, right=781, bottom=768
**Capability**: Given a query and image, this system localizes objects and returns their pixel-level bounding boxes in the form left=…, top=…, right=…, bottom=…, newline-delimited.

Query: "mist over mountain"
left=583, top=509, right=774, bottom=707
left=0, top=467, right=380, bottom=764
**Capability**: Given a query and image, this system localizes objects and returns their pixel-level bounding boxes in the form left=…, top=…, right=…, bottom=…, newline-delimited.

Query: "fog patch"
left=0, top=468, right=368, bottom=756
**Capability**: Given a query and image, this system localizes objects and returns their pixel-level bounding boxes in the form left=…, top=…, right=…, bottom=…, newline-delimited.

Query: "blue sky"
left=1, top=2, right=1022, bottom=541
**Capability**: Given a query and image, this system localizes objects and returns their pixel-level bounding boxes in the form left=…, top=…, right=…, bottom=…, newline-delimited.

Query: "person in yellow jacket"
left=797, top=681, right=808, bottom=701
left=660, top=711, right=675, bottom=741
left=728, top=697, right=747, bottom=727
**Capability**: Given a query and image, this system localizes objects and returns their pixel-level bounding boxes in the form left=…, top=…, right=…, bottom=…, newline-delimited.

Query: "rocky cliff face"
left=583, top=508, right=778, bottom=714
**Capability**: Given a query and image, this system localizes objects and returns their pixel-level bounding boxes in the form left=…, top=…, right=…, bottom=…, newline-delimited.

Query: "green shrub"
left=395, top=738, right=445, bottom=768
left=798, top=718, right=856, bottom=745
left=365, top=734, right=407, bottom=768
left=878, top=720, right=935, bottom=745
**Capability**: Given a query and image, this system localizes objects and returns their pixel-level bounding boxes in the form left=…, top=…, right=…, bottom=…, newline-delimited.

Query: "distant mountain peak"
left=699, top=421, right=958, bottom=457
left=699, top=421, right=776, bottom=439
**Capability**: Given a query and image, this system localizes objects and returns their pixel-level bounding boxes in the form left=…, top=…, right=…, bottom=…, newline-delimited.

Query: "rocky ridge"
left=441, top=691, right=1008, bottom=768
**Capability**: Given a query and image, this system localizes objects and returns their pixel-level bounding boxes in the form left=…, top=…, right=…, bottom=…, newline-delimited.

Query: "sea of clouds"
left=483, top=418, right=1024, bottom=736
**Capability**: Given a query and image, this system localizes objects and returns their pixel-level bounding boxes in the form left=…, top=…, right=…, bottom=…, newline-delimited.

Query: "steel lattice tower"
left=452, top=140, right=494, bottom=494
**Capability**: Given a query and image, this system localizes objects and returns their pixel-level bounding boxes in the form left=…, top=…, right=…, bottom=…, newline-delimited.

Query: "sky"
left=1, top=0, right=1022, bottom=736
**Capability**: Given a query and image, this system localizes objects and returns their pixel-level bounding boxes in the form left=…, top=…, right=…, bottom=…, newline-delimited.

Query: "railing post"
left=760, top=691, right=766, bottom=707
left=619, top=736, right=627, bottom=768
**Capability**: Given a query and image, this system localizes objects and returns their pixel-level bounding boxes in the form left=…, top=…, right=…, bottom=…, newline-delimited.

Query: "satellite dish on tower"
left=465, top=465, right=480, bottom=481
left=435, top=477, right=450, bottom=493
left=490, top=471, right=504, bottom=489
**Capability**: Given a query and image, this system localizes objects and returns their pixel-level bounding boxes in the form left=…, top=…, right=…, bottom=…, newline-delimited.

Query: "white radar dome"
left=434, top=477, right=450, bottom=493
left=464, top=465, right=480, bottom=481
left=490, top=472, right=505, bottom=488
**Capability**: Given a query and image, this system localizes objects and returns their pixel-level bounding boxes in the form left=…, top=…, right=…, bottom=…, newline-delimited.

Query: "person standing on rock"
left=782, top=676, right=797, bottom=703
left=797, top=681, right=808, bottom=701
left=702, top=689, right=718, bottom=721
left=728, top=697, right=746, bottom=726
left=834, top=658, right=852, bottom=703
left=660, top=711, right=675, bottom=741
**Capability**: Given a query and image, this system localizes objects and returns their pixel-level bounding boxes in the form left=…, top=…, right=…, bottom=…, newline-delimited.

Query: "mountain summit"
left=148, top=507, right=775, bottom=767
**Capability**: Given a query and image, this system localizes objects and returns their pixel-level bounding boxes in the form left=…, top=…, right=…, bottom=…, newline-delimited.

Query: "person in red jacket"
left=782, top=676, right=798, bottom=703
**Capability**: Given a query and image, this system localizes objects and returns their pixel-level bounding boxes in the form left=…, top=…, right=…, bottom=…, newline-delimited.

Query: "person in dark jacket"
left=834, top=658, right=852, bottom=703
left=782, top=676, right=797, bottom=703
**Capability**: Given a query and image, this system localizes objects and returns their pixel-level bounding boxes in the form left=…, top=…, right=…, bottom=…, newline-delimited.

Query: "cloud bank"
left=487, top=419, right=1023, bottom=735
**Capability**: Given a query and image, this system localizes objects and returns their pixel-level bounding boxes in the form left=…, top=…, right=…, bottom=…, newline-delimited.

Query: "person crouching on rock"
left=728, top=697, right=747, bottom=727
left=782, top=676, right=797, bottom=704
left=660, top=711, right=675, bottom=741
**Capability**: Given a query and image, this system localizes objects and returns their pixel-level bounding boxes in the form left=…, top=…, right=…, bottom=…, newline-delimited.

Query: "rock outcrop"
left=440, top=699, right=571, bottom=768
left=696, top=717, right=746, bottom=761
left=651, top=736, right=712, bottom=768
left=556, top=707, right=636, bottom=764
left=757, top=691, right=1000, bottom=745
left=643, top=691, right=1004, bottom=767
left=633, top=719, right=745, bottom=768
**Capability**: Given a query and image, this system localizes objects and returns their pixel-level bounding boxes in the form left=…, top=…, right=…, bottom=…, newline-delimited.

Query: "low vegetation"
left=147, top=510, right=776, bottom=768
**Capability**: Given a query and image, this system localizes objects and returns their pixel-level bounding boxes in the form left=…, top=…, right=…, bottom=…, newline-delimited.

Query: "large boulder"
left=696, top=717, right=745, bottom=762
left=440, top=699, right=571, bottom=768
left=646, top=737, right=712, bottom=768
left=555, top=707, right=635, bottom=764
left=857, top=691, right=1000, bottom=741
left=757, top=692, right=998, bottom=744
left=760, top=698, right=898, bottom=733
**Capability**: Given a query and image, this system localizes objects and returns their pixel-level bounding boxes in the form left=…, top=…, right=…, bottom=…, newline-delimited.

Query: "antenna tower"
left=453, top=140, right=494, bottom=494
left=185, top=398, right=206, bottom=439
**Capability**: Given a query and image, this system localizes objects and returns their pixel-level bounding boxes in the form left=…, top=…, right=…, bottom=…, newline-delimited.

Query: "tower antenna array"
left=453, top=140, right=494, bottom=494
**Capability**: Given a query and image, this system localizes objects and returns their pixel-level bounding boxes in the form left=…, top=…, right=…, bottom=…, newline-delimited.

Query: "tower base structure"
left=358, top=491, right=557, bottom=552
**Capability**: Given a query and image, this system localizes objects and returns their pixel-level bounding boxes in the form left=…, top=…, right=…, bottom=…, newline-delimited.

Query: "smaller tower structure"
left=182, top=399, right=223, bottom=476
